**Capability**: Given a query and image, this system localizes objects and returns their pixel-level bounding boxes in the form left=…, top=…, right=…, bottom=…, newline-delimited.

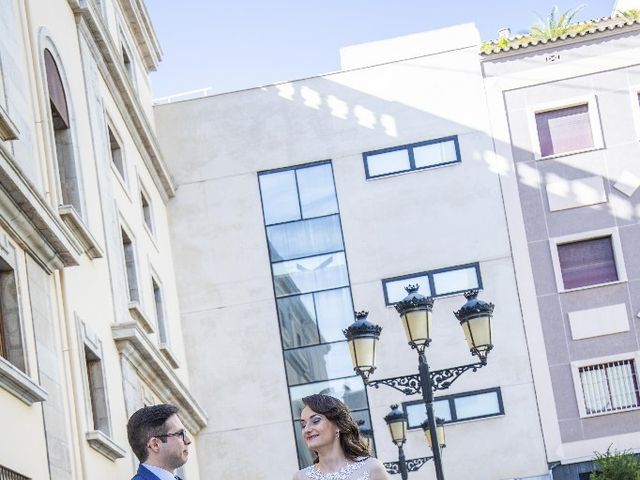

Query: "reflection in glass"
left=267, top=215, right=343, bottom=262
left=273, top=252, right=349, bottom=297
left=290, top=376, right=367, bottom=418
left=385, top=276, right=431, bottom=304
left=285, top=342, right=353, bottom=386
left=413, top=140, right=458, bottom=168
left=278, top=294, right=318, bottom=348
left=293, top=420, right=316, bottom=467
left=406, top=400, right=452, bottom=428
left=454, top=392, right=500, bottom=420
left=315, top=288, right=354, bottom=343
left=296, top=164, right=338, bottom=219
left=432, top=267, right=478, bottom=295
left=259, top=170, right=301, bottom=225
left=366, top=149, right=410, bottom=177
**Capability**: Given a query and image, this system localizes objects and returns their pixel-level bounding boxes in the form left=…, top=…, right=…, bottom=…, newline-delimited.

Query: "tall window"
left=535, top=104, right=594, bottom=157
left=0, top=255, right=25, bottom=373
left=44, top=49, right=82, bottom=215
left=85, top=345, right=110, bottom=434
left=258, top=162, right=372, bottom=467
left=557, top=236, right=617, bottom=290
left=579, top=360, right=640, bottom=415
left=121, top=229, right=139, bottom=302
left=141, top=190, right=153, bottom=233
left=108, top=126, right=126, bottom=180
left=152, top=277, right=168, bottom=345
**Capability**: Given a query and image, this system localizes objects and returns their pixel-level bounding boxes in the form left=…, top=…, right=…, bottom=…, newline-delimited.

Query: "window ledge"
left=559, top=279, right=627, bottom=294
left=128, top=301, right=154, bottom=333
left=58, top=205, right=104, bottom=259
left=111, top=322, right=207, bottom=434
left=0, top=104, right=19, bottom=141
left=86, top=430, right=126, bottom=461
left=0, top=357, right=47, bottom=405
left=536, top=145, right=604, bottom=161
left=159, top=343, right=179, bottom=369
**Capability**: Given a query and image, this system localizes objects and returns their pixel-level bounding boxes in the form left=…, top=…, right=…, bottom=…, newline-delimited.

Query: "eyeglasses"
left=155, top=429, right=189, bottom=444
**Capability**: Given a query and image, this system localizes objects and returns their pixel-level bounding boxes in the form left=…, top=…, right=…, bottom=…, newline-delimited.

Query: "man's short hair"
left=127, top=404, right=179, bottom=462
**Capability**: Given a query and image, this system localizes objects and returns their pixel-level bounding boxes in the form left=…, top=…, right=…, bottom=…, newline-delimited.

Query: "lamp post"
left=381, top=404, right=437, bottom=479
left=343, top=287, right=494, bottom=480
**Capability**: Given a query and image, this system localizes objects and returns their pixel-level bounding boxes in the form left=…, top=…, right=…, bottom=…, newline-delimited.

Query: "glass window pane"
left=385, top=276, right=430, bottom=304
left=405, top=400, right=451, bottom=428
left=454, top=391, right=501, bottom=420
left=296, top=164, right=338, bottom=218
left=315, top=288, right=354, bottom=343
left=285, top=342, right=354, bottom=386
left=290, top=376, right=367, bottom=418
left=273, top=252, right=349, bottom=297
left=259, top=170, right=301, bottom=225
left=536, top=104, right=593, bottom=157
left=267, top=215, right=343, bottom=262
left=432, top=267, right=479, bottom=296
left=413, top=140, right=458, bottom=168
left=277, top=294, right=319, bottom=348
left=366, top=149, right=410, bottom=177
left=558, top=237, right=617, bottom=290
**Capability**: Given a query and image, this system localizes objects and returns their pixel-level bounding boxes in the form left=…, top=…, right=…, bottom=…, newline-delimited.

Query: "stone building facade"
left=0, top=1, right=205, bottom=479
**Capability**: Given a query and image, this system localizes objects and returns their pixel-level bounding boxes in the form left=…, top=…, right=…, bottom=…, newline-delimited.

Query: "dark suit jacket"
left=131, top=465, right=166, bottom=480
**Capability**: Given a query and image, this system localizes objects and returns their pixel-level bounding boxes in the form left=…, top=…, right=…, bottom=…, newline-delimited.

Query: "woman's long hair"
left=302, top=394, right=370, bottom=463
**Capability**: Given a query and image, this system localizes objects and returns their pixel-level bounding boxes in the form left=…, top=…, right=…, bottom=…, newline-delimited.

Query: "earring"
left=336, top=431, right=340, bottom=436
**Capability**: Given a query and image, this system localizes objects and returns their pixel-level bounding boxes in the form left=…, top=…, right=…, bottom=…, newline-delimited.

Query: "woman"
left=292, top=394, right=389, bottom=480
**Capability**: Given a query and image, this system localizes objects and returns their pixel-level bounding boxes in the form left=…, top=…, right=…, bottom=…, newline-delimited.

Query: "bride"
left=292, top=394, right=389, bottom=480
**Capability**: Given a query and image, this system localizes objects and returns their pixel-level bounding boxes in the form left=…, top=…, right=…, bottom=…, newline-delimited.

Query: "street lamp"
left=382, top=404, right=433, bottom=480
left=343, top=287, right=494, bottom=480
left=422, top=417, right=446, bottom=450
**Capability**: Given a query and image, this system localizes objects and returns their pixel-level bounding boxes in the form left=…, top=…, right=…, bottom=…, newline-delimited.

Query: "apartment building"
left=482, top=10, right=640, bottom=480
left=154, top=23, right=549, bottom=480
left=0, top=1, right=205, bottom=479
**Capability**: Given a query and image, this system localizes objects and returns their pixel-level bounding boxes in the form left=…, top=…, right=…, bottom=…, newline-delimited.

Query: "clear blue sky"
left=147, top=1, right=616, bottom=98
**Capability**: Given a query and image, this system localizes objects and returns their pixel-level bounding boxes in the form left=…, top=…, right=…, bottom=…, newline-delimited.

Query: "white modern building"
left=154, top=23, right=549, bottom=480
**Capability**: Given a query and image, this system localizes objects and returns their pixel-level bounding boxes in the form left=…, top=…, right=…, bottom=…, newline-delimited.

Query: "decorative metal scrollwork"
left=383, top=457, right=432, bottom=475
left=367, top=361, right=486, bottom=394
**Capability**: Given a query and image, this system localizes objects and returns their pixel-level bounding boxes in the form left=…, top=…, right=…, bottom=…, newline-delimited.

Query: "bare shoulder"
left=364, top=457, right=390, bottom=479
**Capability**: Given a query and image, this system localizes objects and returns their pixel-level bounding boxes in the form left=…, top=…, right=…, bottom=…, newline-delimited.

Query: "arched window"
left=43, top=48, right=82, bottom=216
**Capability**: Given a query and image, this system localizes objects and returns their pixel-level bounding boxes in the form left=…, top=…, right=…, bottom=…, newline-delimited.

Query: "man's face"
left=153, top=414, right=191, bottom=470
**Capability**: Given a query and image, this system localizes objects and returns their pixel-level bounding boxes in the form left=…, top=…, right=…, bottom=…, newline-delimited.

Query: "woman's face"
left=300, top=405, right=338, bottom=450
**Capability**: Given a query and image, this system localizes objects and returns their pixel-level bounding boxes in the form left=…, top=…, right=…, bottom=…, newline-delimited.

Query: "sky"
left=147, top=1, right=617, bottom=99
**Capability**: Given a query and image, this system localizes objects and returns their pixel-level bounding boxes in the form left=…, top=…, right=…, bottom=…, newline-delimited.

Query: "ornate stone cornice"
left=111, top=322, right=207, bottom=434
left=116, top=0, right=163, bottom=71
left=69, top=0, right=175, bottom=199
left=0, top=143, right=82, bottom=271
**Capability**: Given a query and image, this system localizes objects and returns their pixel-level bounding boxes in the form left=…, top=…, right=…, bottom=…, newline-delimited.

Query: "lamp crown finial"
left=463, top=289, right=479, bottom=300
left=354, top=310, right=369, bottom=319
left=405, top=284, right=420, bottom=294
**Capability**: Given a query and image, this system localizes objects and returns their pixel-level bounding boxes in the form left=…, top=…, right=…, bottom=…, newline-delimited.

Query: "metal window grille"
left=579, top=360, right=640, bottom=415
left=0, top=465, right=30, bottom=480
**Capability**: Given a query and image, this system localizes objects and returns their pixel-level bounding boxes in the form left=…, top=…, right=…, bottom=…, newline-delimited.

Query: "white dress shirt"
left=142, top=463, right=177, bottom=480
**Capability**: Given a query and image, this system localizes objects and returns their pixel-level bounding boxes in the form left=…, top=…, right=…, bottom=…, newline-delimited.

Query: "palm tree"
left=530, top=5, right=590, bottom=41
left=616, top=8, right=640, bottom=21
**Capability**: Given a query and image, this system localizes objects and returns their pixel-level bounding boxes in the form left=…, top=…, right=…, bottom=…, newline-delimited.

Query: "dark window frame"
left=382, top=262, right=482, bottom=306
left=402, top=387, right=504, bottom=429
left=363, top=135, right=461, bottom=179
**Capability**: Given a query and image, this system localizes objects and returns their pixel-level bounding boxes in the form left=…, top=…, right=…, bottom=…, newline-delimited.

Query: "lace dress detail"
left=302, top=458, right=369, bottom=480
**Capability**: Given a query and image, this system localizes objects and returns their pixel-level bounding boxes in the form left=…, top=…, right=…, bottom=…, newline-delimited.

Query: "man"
left=127, top=404, right=192, bottom=480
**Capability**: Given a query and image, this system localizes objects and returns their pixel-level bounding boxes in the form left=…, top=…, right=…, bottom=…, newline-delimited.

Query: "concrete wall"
left=156, top=24, right=549, bottom=480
